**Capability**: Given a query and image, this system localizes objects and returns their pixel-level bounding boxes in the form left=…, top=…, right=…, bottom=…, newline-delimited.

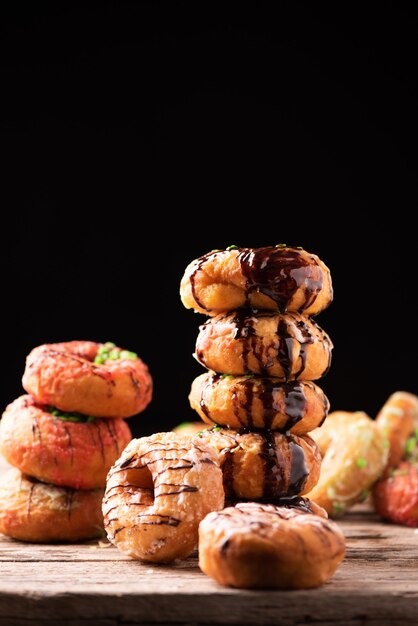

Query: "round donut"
left=307, top=411, right=389, bottom=517
left=180, top=245, right=333, bottom=316
left=22, top=341, right=153, bottom=418
left=373, top=461, right=418, bottom=527
left=195, top=309, right=333, bottom=380
left=189, top=373, right=329, bottom=434
left=198, top=501, right=346, bottom=589
left=375, top=391, right=418, bottom=471
left=194, top=427, right=321, bottom=500
left=103, top=432, right=224, bottom=562
left=0, top=468, right=104, bottom=542
left=0, top=395, right=132, bottom=489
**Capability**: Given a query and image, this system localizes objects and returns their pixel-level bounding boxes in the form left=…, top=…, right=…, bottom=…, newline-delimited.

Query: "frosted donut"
left=180, top=245, right=333, bottom=316
left=373, top=461, right=418, bottom=527
left=0, top=468, right=104, bottom=542
left=189, top=373, right=329, bottom=434
left=0, top=395, right=131, bottom=489
left=103, top=433, right=224, bottom=562
left=196, top=309, right=333, bottom=380
left=195, top=427, right=321, bottom=500
left=22, top=341, right=153, bottom=418
left=307, top=411, right=389, bottom=517
left=375, top=391, right=418, bottom=471
left=198, top=501, right=346, bottom=589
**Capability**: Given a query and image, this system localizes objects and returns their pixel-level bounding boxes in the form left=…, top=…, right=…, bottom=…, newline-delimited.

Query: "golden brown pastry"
left=189, top=373, right=329, bottom=434
left=307, top=411, right=389, bottom=517
left=194, top=427, right=321, bottom=499
left=180, top=245, right=333, bottom=316
left=0, top=395, right=131, bottom=489
left=0, top=468, right=104, bottom=542
left=198, top=500, right=346, bottom=589
left=22, top=340, right=152, bottom=418
left=195, top=309, right=332, bottom=379
left=374, top=391, right=418, bottom=471
left=103, top=433, right=224, bottom=563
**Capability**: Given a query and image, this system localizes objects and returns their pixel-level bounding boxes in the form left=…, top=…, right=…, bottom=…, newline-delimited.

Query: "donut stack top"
left=180, top=245, right=333, bottom=499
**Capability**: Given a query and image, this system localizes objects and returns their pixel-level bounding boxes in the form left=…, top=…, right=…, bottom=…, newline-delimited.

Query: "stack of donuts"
left=179, top=245, right=346, bottom=588
left=0, top=341, right=152, bottom=542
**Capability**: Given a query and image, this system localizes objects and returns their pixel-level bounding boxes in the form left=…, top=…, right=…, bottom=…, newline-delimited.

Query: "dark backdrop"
left=1, top=2, right=417, bottom=436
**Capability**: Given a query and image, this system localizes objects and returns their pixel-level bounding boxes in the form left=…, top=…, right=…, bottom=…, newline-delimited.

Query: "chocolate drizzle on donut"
left=238, top=246, right=324, bottom=313
left=288, top=437, right=309, bottom=496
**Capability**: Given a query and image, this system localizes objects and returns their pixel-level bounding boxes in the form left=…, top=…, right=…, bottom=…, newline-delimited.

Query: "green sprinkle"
left=405, top=437, right=417, bottom=455
left=221, top=374, right=234, bottom=379
left=47, top=406, right=96, bottom=423
left=211, top=249, right=221, bottom=252
left=120, top=350, right=138, bottom=360
left=196, top=431, right=203, bottom=438
left=243, top=374, right=255, bottom=379
left=226, top=245, right=239, bottom=250
left=94, top=355, right=105, bottom=364
left=212, top=425, right=222, bottom=431
left=356, top=458, right=367, bottom=469
left=104, top=342, right=116, bottom=348
left=296, top=246, right=303, bottom=250
left=332, top=502, right=345, bottom=514
left=275, top=243, right=287, bottom=247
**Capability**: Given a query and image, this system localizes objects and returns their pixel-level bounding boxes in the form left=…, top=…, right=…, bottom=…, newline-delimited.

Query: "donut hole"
left=126, top=465, right=155, bottom=505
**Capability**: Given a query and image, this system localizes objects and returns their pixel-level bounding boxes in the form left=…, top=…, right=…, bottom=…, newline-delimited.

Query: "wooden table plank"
left=1, top=456, right=418, bottom=624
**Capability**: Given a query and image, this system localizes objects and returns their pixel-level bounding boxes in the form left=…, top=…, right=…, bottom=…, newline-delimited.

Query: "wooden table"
left=1, top=463, right=418, bottom=625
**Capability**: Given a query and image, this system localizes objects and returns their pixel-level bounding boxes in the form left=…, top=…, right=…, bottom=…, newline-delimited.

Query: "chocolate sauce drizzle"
left=238, top=246, right=324, bottom=312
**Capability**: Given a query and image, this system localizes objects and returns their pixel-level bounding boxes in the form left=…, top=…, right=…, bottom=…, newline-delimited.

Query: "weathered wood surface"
left=1, top=456, right=418, bottom=625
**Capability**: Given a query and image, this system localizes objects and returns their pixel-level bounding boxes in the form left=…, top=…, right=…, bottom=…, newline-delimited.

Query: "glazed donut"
left=103, top=432, right=224, bottom=562
left=198, top=501, right=346, bottom=589
left=0, top=468, right=104, bottom=542
left=189, top=373, right=329, bottom=434
left=22, top=341, right=152, bottom=418
left=180, top=245, right=333, bottom=316
left=194, top=427, right=321, bottom=500
left=307, top=411, right=389, bottom=517
left=172, top=421, right=207, bottom=436
left=373, top=461, right=418, bottom=527
left=195, top=309, right=333, bottom=380
left=0, top=395, right=132, bottom=489
left=375, top=391, right=418, bottom=471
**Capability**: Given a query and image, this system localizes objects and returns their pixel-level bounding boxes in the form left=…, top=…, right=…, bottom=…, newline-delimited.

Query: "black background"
left=1, top=2, right=417, bottom=436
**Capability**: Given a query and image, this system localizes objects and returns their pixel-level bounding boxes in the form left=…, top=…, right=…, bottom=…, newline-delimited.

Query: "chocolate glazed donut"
left=189, top=373, right=329, bottom=435
left=195, top=427, right=321, bottom=500
left=195, top=309, right=333, bottom=380
left=180, top=246, right=333, bottom=316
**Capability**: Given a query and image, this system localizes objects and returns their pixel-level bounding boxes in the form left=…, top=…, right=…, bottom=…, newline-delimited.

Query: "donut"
left=375, top=391, right=418, bottom=471
left=194, top=427, right=321, bottom=500
left=198, top=501, right=346, bottom=589
left=373, top=461, right=418, bottom=527
left=195, top=309, right=333, bottom=380
left=0, top=395, right=132, bottom=489
left=189, top=373, right=329, bottom=434
left=180, top=245, right=333, bottom=316
left=103, top=432, right=224, bottom=562
left=172, top=421, right=207, bottom=436
left=307, top=411, right=389, bottom=517
left=0, top=468, right=104, bottom=542
left=22, top=341, right=153, bottom=418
